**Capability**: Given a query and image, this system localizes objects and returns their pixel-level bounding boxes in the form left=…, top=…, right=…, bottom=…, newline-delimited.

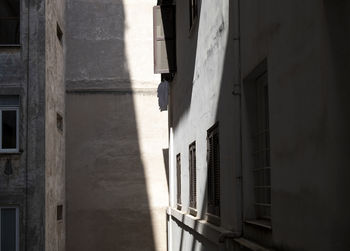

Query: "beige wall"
left=66, top=0, right=168, bottom=250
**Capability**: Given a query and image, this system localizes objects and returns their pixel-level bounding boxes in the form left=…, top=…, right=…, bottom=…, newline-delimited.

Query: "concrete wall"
left=0, top=0, right=47, bottom=250
left=0, top=0, right=66, bottom=249
left=65, top=0, right=168, bottom=250
left=168, top=0, right=350, bottom=250
left=45, top=0, right=66, bottom=249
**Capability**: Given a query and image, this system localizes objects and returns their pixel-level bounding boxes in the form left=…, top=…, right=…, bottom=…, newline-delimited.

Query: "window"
left=57, top=113, right=63, bottom=132
left=57, top=205, right=63, bottom=221
left=0, top=207, right=19, bottom=251
left=0, top=0, right=20, bottom=45
left=0, top=96, right=19, bottom=153
left=207, top=123, right=220, bottom=221
left=189, top=142, right=196, bottom=215
left=189, top=0, right=198, bottom=30
left=253, top=71, right=271, bottom=221
left=57, top=23, right=63, bottom=44
left=176, top=153, right=181, bottom=209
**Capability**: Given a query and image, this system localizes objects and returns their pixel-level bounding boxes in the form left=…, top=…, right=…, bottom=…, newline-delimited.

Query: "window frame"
left=0, top=0, right=21, bottom=46
left=206, top=122, right=220, bottom=225
left=0, top=207, right=20, bottom=251
left=188, top=141, right=197, bottom=216
left=0, top=106, right=19, bottom=153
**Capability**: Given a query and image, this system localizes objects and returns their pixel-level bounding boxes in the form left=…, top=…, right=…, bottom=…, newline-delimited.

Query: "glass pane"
left=1, top=208, right=17, bottom=251
left=0, top=0, right=20, bottom=44
left=0, top=96, right=20, bottom=107
left=2, top=110, right=17, bottom=149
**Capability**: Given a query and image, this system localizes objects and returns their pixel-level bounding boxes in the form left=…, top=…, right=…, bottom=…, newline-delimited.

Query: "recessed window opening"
left=0, top=207, right=19, bottom=251
left=189, top=0, right=198, bottom=30
left=176, top=153, right=181, bottom=209
left=57, top=205, right=63, bottom=221
left=207, top=123, right=220, bottom=219
left=0, top=96, right=19, bottom=153
left=253, top=72, right=271, bottom=221
left=57, top=23, right=63, bottom=44
left=0, top=0, right=20, bottom=45
left=57, top=113, right=63, bottom=132
left=189, top=142, right=197, bottom=215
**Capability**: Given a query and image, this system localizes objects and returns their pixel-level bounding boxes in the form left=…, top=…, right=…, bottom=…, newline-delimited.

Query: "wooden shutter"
left=153, top=5, right=176, bottom=73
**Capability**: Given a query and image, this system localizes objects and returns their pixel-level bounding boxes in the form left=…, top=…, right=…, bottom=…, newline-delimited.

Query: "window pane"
left=2, top=110, right=17, bottom=149
left=0, top=96, right=20, bottom=106
left=1, top=208, right=17, bottom=251
left=0, top=0, right=20, bottom=44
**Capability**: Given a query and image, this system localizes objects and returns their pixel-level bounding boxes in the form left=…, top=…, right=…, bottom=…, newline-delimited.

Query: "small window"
left=176, top=153, right=181, bottom=209
left=57, top=205, right=63, bottom=221
left=189, top=0, right=198, bottom=30
left=0, top=207, right=19, bottom=251
left=57, top=113, right=63, bottom=132
left=207, top=123, right=220, bottom=221
left=56, top=23, right=63, bottom=44
left=189, top=142, right=197, bottom=215
left=0, top=0, right=20, bottom=45
left=0, top=96, right=19, bottom=153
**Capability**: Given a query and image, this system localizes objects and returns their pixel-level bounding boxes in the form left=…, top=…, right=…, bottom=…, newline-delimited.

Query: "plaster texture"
left=65, top=0, right=168, bottom=250
left=168, top=0, right=350, bottom=250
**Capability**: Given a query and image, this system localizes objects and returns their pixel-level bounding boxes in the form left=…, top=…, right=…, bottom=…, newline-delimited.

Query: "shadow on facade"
left=65, top=1, right=156, bottom=250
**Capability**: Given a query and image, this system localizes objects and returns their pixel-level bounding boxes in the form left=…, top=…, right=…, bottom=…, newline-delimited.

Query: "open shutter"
left=153, top=5, right=176, bottom=73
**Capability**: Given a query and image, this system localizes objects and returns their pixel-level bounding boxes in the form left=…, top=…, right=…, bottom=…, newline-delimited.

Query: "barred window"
left=189, top=142, right=196, bottom=215
left=253, top=72, right=271, bottom=221
left=207, top=123, right=220, bottom=219
left=0, top=0, right=20, bottom=45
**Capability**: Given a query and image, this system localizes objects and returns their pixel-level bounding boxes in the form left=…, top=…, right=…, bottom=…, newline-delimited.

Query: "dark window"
left=1, top=208, right=18, bottom=251
left=0, top=0, right=20, bottom=45
left=189, top=0, right=198, bottom=29
left=207, top=123, right=220, bottom=218
left=57, top=205, right=63, bottom=221
left=189, top=142, right=196, bottom=214
left=57, top=113, right=63, bottom=132
left=0, top=96, right=19, bottom=152
left=253, top=72, right=271, bottom=220
left=57, top=23, right=63, bottom=44
left=176, top=153, right=181, bottom=208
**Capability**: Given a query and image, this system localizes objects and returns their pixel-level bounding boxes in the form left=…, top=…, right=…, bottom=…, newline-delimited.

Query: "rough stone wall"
left=45, top=0, right=66, bottom=249
left=65, top=0, right=168, bottom=250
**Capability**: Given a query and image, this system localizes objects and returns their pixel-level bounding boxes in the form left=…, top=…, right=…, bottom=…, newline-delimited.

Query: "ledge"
left=167, top=207, right=239, bottom=245
left=234, top=238, right=272, bottom=251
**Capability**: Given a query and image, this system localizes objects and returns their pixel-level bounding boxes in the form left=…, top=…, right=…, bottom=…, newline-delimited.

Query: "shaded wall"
left=65, top=0, right=168, bottom=250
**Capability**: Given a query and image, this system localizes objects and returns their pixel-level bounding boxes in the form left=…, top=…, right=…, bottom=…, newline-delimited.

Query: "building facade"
left=164, top=0, right=350, bottom=250
left=0, top=0, right=65, bottom=250
left=65, top=0, right=169, bottom=251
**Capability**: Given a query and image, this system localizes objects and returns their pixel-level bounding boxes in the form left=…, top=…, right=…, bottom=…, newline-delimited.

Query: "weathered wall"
left=240, top=0, right=350, bottom=250
left=0, top=0, right=47, bottom=250
left=45, top=0, right=66, bottom=249
left=65, top=0, right=168, bottom=250
left=169, top=0, right=350, bottom=250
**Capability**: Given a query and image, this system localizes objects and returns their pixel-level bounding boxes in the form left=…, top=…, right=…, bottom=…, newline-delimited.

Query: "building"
left=0, top=0, right=65, bottom=250
left=161, top=0, right=350, bottom=250
left=65, top=0, right=168, bottom=250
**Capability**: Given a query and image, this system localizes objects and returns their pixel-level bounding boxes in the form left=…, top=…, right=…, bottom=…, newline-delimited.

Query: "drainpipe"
left=231, top=0, right=243, bottom=238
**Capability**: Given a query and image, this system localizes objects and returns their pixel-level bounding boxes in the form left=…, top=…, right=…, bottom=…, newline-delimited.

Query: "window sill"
left=167, top=207, right=239, bottom=244
left=0, top=150, right=22, bottom=156
left=0, top=44, right=21, bottom=47
left=245, top=219, right=272, bottom=230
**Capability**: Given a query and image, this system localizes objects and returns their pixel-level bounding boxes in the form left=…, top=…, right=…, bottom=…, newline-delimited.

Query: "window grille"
left=253, top=72, right=271, bottom=220
left=176, top=153, right=181, bottom=208
left=189, top=142, right=196, bottom=213
left=0, top=0, right=20, bottom=45
left=207, top=123, right=220, bottom=217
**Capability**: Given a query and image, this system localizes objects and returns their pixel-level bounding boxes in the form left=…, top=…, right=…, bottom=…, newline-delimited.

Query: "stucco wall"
left=65, top=0, right=168, bottom=250
left=169, top=0, right=350, bottom=250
